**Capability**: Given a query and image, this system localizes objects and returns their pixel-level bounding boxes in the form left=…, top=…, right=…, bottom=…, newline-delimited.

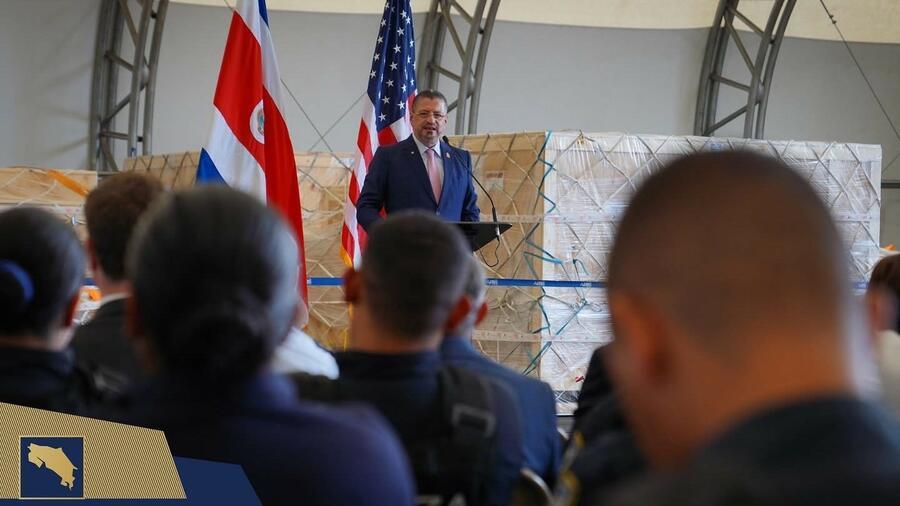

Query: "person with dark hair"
left=295, top=211, right=523, bottom=506
left=866, top=254, right=900, bottom=416
left=589, top=151, right=900, bottom=505
left=441, top=256, right=561, bottom=487
left=0, top=207, right=114, bottom=413
left=116, top=186, right=415, bottom=506
left=72, top=172, right=164, bottom=383
left=356, top=89, right=480, bottom=231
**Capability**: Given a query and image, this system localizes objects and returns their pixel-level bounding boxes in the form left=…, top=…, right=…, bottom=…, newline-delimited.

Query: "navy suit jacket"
left=357, top=135, right=480, bottom=231
left=110, top=373, right=416, bottom=506
left=441, top=336, right=561, bottom=487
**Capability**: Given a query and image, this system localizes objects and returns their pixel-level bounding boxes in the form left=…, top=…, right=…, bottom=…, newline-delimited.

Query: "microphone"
left=442, top=135, right=500, bottom=240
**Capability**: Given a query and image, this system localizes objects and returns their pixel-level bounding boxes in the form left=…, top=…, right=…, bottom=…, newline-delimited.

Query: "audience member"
left=295, top=211, right=524, bottom=506
left=594, top=151, right=900, bottom=505
left=442, top=256, right=560, bottom=487
left=554, top=346, right=644, bottom=505
left=116, top=186, right=415, bottom=506
left=0, top=207, right=116, bottom=413
left=866, top=253, right=900, bottom=417
left=73, top=172, right=163, bottom=383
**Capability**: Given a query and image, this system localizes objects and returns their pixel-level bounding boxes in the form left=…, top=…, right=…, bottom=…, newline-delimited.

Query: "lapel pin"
left=445, top=152, right=450, bottom=159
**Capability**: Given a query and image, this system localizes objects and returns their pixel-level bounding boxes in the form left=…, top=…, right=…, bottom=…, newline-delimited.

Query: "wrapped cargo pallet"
left=125, top=130, right=882, bottom=413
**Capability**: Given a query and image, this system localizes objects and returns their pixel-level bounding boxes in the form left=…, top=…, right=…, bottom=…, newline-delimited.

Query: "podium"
left=450, top=221, right=512, bottom=252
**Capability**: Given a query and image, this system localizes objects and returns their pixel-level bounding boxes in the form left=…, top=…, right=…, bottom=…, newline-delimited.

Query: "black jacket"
left=71, top=298, right=144, bottom=384
left=0, top=346, right=120, bottom=415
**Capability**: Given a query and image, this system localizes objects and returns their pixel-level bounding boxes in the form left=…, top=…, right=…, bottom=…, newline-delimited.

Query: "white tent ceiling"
left=173, top=0, right=900, bottom=44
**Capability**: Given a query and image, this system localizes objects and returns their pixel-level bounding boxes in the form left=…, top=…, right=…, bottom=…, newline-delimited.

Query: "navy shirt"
left=601, top=396, right=900, bottom=506
left=113, top=372, right=416, bottom=506
left=441, top=336, right=561, bottom=486
left=334, top=350, right=524, bottom=506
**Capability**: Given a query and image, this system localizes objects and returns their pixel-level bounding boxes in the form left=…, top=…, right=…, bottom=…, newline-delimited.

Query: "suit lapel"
left=404, top=136, right=438, bottom=206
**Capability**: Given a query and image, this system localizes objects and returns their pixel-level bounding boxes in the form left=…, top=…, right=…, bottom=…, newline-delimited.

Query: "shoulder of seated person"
left=76, top=363, right=129, bottom=400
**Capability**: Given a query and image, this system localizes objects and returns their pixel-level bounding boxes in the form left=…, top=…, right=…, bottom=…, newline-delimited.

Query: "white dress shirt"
left=272, top=327, right=339, bottom=378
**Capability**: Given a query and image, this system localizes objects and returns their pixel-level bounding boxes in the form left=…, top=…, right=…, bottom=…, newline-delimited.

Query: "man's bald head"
left=608, top=150, right=849, bottom=350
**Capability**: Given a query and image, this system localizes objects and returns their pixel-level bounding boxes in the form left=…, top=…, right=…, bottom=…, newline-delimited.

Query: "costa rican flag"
left=341, top=0, right=416, bottom=267
left=197, top=0, right=308, bottom=302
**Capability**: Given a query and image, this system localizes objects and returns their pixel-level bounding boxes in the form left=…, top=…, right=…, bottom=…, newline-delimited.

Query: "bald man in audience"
left=588, top=151, right=900, bottom=505
left=442, top=257, right=560, bottom=487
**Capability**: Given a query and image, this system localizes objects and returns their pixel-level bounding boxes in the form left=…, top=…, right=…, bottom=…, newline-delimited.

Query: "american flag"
left=341, top=0, right=417, bottom=267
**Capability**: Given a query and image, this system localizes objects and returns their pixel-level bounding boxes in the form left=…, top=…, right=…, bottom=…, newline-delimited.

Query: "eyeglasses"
left=414, top=111, right=446, bottom=120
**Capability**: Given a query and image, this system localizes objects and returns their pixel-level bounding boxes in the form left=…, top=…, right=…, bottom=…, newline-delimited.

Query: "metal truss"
left=417, top=0, right=501, bottom=135
left=89, top=0, right=169, bottom=172
left=694, top=0, right=796, bottom=139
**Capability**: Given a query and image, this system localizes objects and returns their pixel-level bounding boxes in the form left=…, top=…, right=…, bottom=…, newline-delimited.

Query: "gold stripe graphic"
left=0, top=403, right=185, bottom=499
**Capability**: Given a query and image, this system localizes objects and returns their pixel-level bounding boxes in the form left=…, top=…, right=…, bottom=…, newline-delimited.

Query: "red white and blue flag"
left=197, top=0, right=308, bottom=302
left=341, top=0, right=417, bottom=267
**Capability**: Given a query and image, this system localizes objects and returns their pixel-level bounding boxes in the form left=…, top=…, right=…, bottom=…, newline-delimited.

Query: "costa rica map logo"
left=19, top=436, right=84, bottom=498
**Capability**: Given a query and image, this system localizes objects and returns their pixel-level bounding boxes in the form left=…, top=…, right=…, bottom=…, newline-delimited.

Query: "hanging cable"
left=279, top=78, right=343, bottom=159
left=819, top=0, right=900, bottom=174
left=307, top=92, right=366, bottom=152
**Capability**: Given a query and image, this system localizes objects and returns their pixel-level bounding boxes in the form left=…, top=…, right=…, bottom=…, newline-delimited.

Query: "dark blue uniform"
left=112, top=373, right=416, bottom=506
left=599, top=397, right=900, bottom=506
left=0, top=346, right=117, bottom=415
left=441, top=336, right=561, bottom=486
left=330, top=350, right=524, bottom=506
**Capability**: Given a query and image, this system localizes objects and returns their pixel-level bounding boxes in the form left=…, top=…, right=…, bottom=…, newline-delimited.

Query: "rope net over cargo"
left=122, top=130, right=882, bottom=413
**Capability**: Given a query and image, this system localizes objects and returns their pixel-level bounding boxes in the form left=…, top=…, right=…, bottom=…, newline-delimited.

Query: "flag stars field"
left=341, top=0, right=417, bottom=267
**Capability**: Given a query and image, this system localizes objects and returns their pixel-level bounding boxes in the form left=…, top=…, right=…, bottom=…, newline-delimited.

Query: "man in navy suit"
left=356, top=90, right=480, bottom=231
left=442, top=256, right=561, bottom=487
